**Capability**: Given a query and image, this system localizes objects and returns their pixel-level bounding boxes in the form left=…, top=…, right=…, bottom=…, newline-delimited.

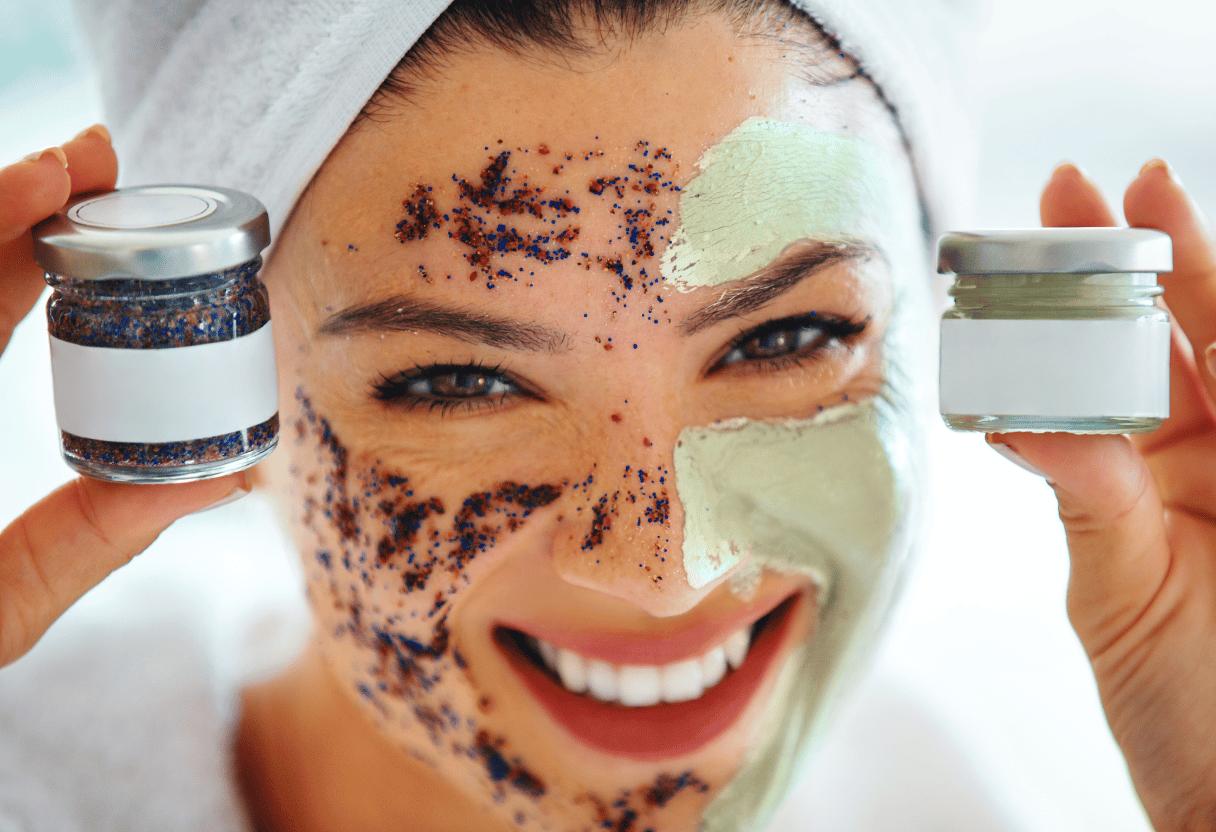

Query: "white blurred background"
left=2, top=1, right=1214, bottom=829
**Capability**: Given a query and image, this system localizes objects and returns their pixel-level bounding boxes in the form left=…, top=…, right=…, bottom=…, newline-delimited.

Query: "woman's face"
left=261, top=13, right=925, bottom=831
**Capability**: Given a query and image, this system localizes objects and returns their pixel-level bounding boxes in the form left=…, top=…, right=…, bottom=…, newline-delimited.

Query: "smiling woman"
left=226, top=4, right=930, bottom=830
left=1, top=0, right=951, bottom=830
left=10, top=0, right=1216, bottom=829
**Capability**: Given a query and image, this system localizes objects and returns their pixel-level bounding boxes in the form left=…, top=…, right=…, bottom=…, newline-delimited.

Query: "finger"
left=0, top=149, right=71, bottom=354
left=0, top=472, right=250, bottom=666
left=988, top=432, right=1169, bottom=657
left=1040, top=162, right=1119, bottom=228
left=1145, top=429, right=1216, bottom=521
left=0, top=147, right=71, bottom=245
left=60, top=124, right=118, bottom=196
left=1133, top=317, right=1216, bottom=455
left=0, top=125, right=118, bottom=355
left=1124, top=160, right=1216, bottom=404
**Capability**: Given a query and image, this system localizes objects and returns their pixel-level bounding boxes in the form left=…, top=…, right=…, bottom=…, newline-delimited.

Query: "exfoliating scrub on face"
left=32, top=185, right=279, bottom=482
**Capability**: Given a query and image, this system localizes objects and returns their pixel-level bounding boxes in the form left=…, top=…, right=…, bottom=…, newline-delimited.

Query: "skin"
left=244, top=17, right=907, bottom=831
left=2, top=16, right=1216, bottom=832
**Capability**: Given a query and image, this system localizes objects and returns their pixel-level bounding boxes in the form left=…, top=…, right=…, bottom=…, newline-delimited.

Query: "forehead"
left=284, top=15, right=911, bottom=317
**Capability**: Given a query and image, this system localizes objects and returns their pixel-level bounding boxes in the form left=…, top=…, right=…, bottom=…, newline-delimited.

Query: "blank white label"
left=940, top=318, right=1169, bottom=417
left=50, top=323, right=278, bottom=443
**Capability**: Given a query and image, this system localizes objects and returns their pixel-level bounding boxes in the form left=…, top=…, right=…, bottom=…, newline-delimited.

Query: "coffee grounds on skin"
left=295, top=392, right=565, bottom=822
left=578, top=772, right=711, bottom=832
left=393, top=141, right=679, bottom=299
left=295, top=392, right=708, bottom=827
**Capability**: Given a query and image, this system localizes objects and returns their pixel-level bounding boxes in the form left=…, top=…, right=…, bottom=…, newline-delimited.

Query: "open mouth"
left=494, top=592, right=804, bottom=760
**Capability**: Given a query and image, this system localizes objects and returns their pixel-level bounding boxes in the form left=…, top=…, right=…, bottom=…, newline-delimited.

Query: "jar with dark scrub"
left=32, top=185, right=279, bottom=482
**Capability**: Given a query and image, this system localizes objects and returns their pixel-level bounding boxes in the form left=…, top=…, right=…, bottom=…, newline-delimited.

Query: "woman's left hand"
left=990, top=161, right=1216, bottom=832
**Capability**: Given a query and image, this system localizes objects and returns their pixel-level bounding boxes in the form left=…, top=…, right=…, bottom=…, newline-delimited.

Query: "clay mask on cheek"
left=675, top=401, right=901, bottom=593
left=661, top=118, right=928, bottom=830
left=676, top=399, right=917, bottom=832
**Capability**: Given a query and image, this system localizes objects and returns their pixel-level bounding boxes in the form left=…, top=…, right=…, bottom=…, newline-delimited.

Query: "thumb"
left=987, top=431, right=1170, bottom=656
left=0, top=472, right=249, bottom=666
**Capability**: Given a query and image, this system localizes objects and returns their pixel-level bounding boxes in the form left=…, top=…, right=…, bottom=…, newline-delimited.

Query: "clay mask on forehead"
left=660, top=117, right=895, bottom=291
left=662, top=117, right=929, bottom=830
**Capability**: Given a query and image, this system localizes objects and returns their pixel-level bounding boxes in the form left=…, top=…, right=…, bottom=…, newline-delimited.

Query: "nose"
left=547, top=387, right=721, bottom=618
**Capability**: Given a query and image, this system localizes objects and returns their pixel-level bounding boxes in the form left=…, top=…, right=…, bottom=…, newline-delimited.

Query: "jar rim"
left=937, top=227, right=1172, bottom=275
left=31, top=185, right=269, bottom=281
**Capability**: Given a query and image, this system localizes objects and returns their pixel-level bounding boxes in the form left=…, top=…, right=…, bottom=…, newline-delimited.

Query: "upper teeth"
left=530, top=626, right=752, bottom=707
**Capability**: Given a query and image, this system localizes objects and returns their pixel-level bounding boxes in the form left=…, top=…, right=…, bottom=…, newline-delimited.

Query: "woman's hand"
left=991, top=161, right=1216, bottom=832
left=0, top=127, right=249, bottom=668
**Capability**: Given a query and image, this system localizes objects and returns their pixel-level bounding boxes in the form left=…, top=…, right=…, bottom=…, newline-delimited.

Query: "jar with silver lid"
left=938, top=227, right=1173, bottom=434
left=32, top=185, right=279, bottom=482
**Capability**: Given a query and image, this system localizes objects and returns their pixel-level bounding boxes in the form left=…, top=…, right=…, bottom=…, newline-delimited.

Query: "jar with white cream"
left=938, top=228, right=1172, bottom=433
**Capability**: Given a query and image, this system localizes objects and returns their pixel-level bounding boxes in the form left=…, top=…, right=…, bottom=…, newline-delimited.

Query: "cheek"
left=288, top=390, right=563, bottom=659
left=281, top=391, right=728, bottom=827
left=674, top=402, right=902, bottom=592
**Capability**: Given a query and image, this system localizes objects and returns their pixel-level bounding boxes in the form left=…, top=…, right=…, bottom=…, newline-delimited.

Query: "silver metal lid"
left=32, top=185, right=270, bottom=280
left=937, top=228, right=1172, bottom=274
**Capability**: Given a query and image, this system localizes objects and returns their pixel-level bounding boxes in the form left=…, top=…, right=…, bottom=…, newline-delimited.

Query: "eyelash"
left=371, top=313, right=867, bottom=414
left=372, top=361, right=530, bottom=414
left=710, top=312, right=867, bottom=375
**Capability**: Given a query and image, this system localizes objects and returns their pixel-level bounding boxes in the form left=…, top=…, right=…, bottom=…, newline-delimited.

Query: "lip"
left=494, top=591, right=807, bottom=760
left=495, top=583, right=796, bottom=666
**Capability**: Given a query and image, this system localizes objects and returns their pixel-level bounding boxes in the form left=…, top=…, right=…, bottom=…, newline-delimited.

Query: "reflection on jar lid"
left=32, top=184, right=270, bottom=280
left=937, top=228, right=1172, bottom=275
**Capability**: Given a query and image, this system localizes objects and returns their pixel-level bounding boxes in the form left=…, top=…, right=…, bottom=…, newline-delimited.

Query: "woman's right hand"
left=0, top=126, right=249, bottom=668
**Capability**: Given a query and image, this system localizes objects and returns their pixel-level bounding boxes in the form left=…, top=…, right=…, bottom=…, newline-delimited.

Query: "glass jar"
left=938, top=228, right=1172, bottom=433
left=32, top=185, right=278, bottom=482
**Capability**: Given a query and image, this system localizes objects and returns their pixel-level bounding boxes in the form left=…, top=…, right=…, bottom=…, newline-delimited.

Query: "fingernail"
left=192, top=474, right=252, bottom=515
left=986, top=435, right=1049, bottom=480
left=1139, top=157, right=1182, bottom=186
left=1205, top=342, right=1216, bottom=380
left=20, top=147, right=69, bottom=167
left=72, top=123, right=111, bottom=144
left=1051, top=161, right=1085, bottom=181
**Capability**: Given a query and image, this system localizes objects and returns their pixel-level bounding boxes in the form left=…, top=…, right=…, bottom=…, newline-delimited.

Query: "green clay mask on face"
left=662, top=117, right=929, bottom=831
left=675, top=401, right=900, bottom=594
left=659, top=117, right=896, bottom=291
left=674, top=398, right=918, bottom=829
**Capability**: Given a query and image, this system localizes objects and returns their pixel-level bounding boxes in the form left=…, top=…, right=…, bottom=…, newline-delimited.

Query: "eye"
left=715, top=313, right=867, bottom=371
left=372, top=363, right=528, bottom=413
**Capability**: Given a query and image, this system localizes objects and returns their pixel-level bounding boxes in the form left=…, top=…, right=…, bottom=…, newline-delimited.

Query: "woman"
left=3, top=1, right=1215, bottom=830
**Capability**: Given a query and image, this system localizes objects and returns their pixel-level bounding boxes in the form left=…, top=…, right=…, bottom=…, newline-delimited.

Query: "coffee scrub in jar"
left=32, top=184, right=279, bottom=483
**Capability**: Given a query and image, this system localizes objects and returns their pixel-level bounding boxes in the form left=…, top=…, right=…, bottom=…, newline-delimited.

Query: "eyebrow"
left=317, top=242, right=872, bottom=350
left=317, top=296, right=573, bottom=353
left=678, top=243, right=874, bottom=335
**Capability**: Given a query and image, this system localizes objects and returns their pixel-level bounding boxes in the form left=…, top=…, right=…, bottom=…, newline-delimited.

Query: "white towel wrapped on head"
left=74, top=0, right=974, bottom=243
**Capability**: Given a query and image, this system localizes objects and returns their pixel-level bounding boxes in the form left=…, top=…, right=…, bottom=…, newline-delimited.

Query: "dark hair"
left=357, top=0, right=889, bottom=123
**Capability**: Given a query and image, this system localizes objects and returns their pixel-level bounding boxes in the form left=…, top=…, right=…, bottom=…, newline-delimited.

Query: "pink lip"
left=495, top=584, right=794, bottom=666
left=493, top=591, right=807, bottom=760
